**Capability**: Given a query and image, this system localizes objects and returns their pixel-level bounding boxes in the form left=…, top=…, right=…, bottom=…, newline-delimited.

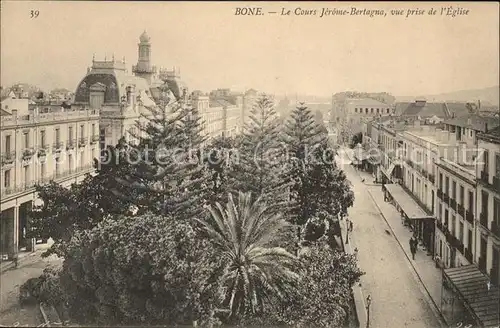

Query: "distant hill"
left=396, top=86, right=499, bottom=105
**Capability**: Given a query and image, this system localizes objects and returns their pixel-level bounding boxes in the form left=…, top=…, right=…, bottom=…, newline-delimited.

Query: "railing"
left=429, top=174, right=435, bottom=184
left=457, top=204, right=465, bottom=218
left=480, top=212, right=488, bottom=228
left=450, top=198, right=457, bottom=210
left=53, top=141, right=64, bottom=152
left=1, top=151, right=16, bottom=164
left=443, top=194, right=450, bottom=204
left=1, top=109, right=100, bottom=128
left=0, top=164, right=95, bottom=198
left=90, top=135, right=99, bottom=144
left=78, top=137, right=88, bottom=147
left=437, top=189, right=443, bottom=200
left=22, top=148, right=35, bottom=159
left=66, top=139, right=76, bottom=150
left=38, top=148, right=47, bottom=157
left=400, top=182, right=433, bottom=215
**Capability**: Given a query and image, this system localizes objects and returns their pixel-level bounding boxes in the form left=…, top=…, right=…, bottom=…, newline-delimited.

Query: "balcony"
left=1, top=151, right=16, bottom=165
left=429, top=174, right=435, bottom=184
left=443, top=194, right=450, bottom=204
left=78, top=137, right=88, bottom=147
left=53, top=141, right=64, bottom=152
left=457, top=204, right=465, bottom=218
left=0, top=164, right=95, bottom=199
left=480, top=212, right=488, bottom=228
left=38, top=144, right=50, bottom=157
left=22, top=148, right=35, bottom=159
left=450, top=198, right=457, bottom=210
left=66, top=139, right=76, bottom=150
left=90, top=135, right=99, bottom=144
left=437, top=189, right=443, bottom=200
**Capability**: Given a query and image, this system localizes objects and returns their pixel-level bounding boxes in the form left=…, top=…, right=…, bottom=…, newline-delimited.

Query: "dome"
left=139, top=30, right=150, bottom=43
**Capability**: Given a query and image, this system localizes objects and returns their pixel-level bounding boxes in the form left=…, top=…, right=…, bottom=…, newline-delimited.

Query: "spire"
left=92, top=53, right=95, bottom=62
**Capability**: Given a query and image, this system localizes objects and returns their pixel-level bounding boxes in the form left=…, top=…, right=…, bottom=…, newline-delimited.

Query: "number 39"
left=30, top=10, right=39, bottom=18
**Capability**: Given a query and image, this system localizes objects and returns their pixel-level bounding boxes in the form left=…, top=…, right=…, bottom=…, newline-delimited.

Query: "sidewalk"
left=339, top=219, right=367, bottom=328
left=366, top=185, right=463, bottom=326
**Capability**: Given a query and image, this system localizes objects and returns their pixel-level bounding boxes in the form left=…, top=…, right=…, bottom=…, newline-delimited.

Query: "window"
left=355, top=108, right=358, bottom=113
left=445, top=209, right=449, bottom=227
left=468, top=191, right=474, bottom=212
left=387, top=108, right=390, bottom=114
left=484, top=151, right=489, bottom=172
left=24, top=132, right=29, bottom=149
left=4, top=170, right=10, bottom=188
left=5, top=135, right=11, bottom=153
left=452, top=181, right=457, bottom=199
left=495, top=198, right=500, bottom=224
left=439, top=173, right=443, bottom=189
left=439, top=203, right=442, bottom=220
left=68, top=154, right=73, bottom=172
left=40, top=130, right=45, bottom=147
left=80, top=125, right=85, bottom=138
left=69, top=126, right=73, bottom=140
left=459, top=221, right=464, bottom=243
left=482, top=191, right=489, bottom=215
left=365, top=108, right=368, bottom=114
left=460, top=185, right=464, bottom=206
left=55, top=128, right=60, bottom=144
left=41, top=163, right=46, bottom=178
left=451, top=215, right=456, bottom=236
left=56, top=158, right=60, bottom=176
left=445, top=176, right=450, bottom=195
left=377, top=108, right=380, bottom=114
left=92, top=123, right=95, bottom=136
left=370, top=108, right=374, bottom=114
left=24, top=165, right=29, bottom=185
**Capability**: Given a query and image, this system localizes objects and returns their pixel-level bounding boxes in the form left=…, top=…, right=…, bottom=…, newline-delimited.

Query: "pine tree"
left=282, top=103, right=354, bottom=244
left=124, top=88, right=207, bottom=220
left=228, top=94, right=288, bottom=211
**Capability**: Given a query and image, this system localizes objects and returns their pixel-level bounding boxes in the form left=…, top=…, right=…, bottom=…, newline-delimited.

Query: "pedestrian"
left=345, top=218, right=351, bottom=244
left=348, top=219, right=353, bottom=233
left=409, top=236, right=417, bottom=260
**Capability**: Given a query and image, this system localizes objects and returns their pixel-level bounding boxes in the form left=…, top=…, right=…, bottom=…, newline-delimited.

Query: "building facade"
left=1, top=100, right=99, bottom=259
left=476, top=126, right=500, bottom=286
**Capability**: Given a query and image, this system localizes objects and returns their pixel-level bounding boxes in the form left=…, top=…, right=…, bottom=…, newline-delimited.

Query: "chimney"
left=11, top=109, right=17, bottom=117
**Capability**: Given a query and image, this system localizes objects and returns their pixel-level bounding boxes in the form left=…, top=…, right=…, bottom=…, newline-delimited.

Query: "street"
left=338, top=149, right=442, bottom=328
left=0, top=251, right=62, bottom=326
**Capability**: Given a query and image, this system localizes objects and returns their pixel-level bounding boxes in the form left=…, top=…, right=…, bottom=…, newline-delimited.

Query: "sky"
left=1, top=1, right=499, bottom=97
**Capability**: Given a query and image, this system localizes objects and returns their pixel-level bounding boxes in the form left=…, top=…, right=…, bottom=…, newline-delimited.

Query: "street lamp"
left=366, top=295, right=372, bottom=328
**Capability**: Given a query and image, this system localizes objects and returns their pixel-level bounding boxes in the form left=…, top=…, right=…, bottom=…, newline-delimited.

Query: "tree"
left=228, top=95, right=288, bottom=210
left=349, top=132, right=362, bottom=149
left=282, top=104, right=354, bottom=245
left=195, top=192, right=300, bottom=319
left=274, top=244, right=364, bottom=327
left=127, top=90, right=207, bottom=220
left=59, top=214, right=225, bottom=327
left=29, top=142, right=140, bottom=257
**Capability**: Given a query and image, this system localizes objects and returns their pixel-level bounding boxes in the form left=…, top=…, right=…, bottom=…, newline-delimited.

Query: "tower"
left=132, top=31, right=157, bottom=84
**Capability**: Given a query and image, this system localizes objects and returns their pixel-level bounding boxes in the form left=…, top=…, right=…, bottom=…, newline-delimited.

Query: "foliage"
left=228, top=95, right=289, bottom=210
left=282, top=104, right=354, bottom=246
left=20, top=268, right=65, bottom=306
left=349, top=132, right=362, bottom=149
left=128, top=95, right=208, bottom=220
left=29, top=143, right=138, bottom=258
left=59, top=213, right=225, bottom=327
left=196, top=192, right=300, bottom=319
left=273, top=244, right=364, bottom=328
left=304, top=216, right=327, bottom=242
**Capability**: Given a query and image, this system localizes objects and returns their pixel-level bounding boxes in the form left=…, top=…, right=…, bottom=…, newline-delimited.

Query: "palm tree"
left=196, top=191, right=299, bottom=318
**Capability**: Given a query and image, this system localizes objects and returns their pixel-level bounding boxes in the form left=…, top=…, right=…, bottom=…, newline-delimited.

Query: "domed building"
left=73, top=31, right=188, bottom=149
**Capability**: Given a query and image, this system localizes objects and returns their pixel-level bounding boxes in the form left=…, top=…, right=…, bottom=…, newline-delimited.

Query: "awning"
left=384, top=184, right=434, bottom=219
left=444, top=265, right=500, bottom=328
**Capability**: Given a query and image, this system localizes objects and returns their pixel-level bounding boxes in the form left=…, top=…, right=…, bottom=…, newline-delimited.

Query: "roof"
left=139, top=30, right=150, bottom=43
left=444, top=114, right=500, bottom=132
left=165, top=77, right=187, bottom=101
left=384, top=184, right=434, bottom=219
left=478, top=125, right=500, bottom=144
left=0, top=108, right=11, bottom=116
left=346, top=98, right=390, bottom=107
left=399, top=101, right=448, bottom=118
left=444, top=265, right=500, bottom=328
left=444, top=102, right=471, bottom=118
